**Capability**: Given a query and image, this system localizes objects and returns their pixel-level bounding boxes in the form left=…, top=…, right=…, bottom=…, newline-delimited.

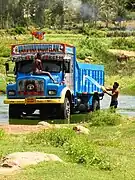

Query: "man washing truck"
left=4, top=43, right=105, bottom=120
left=103, top=82, right=119, bottom=109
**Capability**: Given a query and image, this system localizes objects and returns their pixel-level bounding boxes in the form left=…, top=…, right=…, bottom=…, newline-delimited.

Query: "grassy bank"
left=106, top=75, right=135, bottom=96
left=0, top=30, right=135, bottom=95
left=0, top=111, right=135, bottom=179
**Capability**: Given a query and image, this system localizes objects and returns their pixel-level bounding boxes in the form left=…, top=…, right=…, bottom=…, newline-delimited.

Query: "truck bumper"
left=4, top=98, right=64, bottom=104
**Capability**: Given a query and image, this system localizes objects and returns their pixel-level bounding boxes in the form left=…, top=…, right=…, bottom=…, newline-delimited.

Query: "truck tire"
left=24, top=109, right=35, bottom=116
left=40, top=105, right=48, bottom=120
left=92, top=99, right=100, bottom=111
left=9, top=104, right=22, bottom=119
left=57, top=97, right=71, bottom=120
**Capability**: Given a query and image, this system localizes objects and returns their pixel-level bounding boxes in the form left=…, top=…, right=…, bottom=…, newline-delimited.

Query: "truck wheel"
left=40, top=105, right=48, bottom=120
left=9, top=104, right=22, bottom=119
left=92, top=99, right=100, bottom=111
left=24, top=109, right=35, bottom=116
left=58, top=98, right=71, bottom=120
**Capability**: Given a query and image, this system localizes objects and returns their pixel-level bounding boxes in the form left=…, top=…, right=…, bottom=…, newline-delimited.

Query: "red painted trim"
left=82, top=92, right=88, bottom=94
left=18, top=91, right=44, bottom=96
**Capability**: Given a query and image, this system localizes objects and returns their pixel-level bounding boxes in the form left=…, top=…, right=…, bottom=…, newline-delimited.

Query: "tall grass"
left=88, top=110, right=122, bottom=126
left=0, top=129, right=5, bottom=139
left=106, top=74, right=135, bottom=95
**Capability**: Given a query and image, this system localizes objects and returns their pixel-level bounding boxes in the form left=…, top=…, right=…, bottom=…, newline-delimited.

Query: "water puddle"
left=0, top=94, right=135, bottom=125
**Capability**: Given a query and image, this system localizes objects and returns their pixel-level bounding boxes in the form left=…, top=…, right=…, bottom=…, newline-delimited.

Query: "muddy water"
left=0, top=95, right=135, bottom=125
left=0, top=95, right=8, bottom=124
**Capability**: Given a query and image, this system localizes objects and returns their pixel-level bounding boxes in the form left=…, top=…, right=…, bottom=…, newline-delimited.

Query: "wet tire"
left=92, top=99, right=100, bottom=111
left=57, top=98, right=71, bottom=120
left=40, top=105, right=48, bottom=120
left=24, top=109, right=35, bottom=116
left=9, top=104, right=22, bottom=119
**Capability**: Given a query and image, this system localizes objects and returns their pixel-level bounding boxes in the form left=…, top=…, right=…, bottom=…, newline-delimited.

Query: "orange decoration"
left=31, top=31, right=45, bottom=40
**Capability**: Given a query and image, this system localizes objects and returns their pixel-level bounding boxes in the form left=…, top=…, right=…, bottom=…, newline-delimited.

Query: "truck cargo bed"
left=75, top=62, right=104, bottom=94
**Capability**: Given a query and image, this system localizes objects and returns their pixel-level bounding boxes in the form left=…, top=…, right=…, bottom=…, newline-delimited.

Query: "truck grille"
left=18, top=79, right=44, bottom=96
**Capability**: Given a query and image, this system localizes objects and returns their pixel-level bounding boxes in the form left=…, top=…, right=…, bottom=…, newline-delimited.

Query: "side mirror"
left=5, top=63, right=9, bottom=72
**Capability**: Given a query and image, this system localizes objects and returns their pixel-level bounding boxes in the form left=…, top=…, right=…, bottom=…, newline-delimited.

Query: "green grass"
left=121, top=84, right=135, bottom=96
left=0, top=116, right=135, bottom=180
left=88, top=109, right=122, bottom=126
left=106, top=74, right=135, bottom=96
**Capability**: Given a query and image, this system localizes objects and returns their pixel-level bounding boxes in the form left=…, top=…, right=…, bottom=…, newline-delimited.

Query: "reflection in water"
left=0, top=95, right=8, bottom=124
left=0, top=94, right=135, bottom=125
left=9, top=113, right=90, bottom=125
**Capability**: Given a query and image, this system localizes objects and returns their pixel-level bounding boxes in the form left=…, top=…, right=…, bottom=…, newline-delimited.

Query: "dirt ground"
left=108, top=49, right=135, bottom=57
left=0, top=125, right=50, bottom=134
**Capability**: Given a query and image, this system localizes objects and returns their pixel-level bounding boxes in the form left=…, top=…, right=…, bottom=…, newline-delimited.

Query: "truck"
left=3, top=43, right=104, bottom=120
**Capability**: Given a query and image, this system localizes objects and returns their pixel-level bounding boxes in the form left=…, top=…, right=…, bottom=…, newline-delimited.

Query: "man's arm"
left=105, top=87, right=113, bottom=91
left=105, top=90, right=119, bottom=97
left=105, top=91, right=113, bottom=96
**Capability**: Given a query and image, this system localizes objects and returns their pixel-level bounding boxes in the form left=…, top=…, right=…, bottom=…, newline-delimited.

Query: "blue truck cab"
left=4, top=43, right=104, bottom=119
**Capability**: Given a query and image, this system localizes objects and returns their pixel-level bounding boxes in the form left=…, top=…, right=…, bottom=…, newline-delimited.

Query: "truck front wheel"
left=9, top=104, right=22, bottom=119
left=57, top=97, right=71, bottom=120
left=40, top=105, right=48, bottom=120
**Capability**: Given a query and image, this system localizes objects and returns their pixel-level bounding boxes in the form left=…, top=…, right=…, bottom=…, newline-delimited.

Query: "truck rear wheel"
left=57, top=98, right=71, bottom=120
left=9, top=104, right=22, bottom=119
left=92, top=99, right=100, bottom=111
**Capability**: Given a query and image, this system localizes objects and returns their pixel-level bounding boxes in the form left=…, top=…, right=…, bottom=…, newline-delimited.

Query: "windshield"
left=16, top=60, right=62, bottom=73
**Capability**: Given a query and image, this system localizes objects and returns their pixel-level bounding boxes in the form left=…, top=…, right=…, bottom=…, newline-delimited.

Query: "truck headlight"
left=8, top=90, right=16, bottom=96
left=48, top=90, right=57, bottom=95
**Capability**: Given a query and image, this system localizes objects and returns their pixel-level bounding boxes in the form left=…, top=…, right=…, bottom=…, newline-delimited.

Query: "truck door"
left=64, top=56, right=74, bottom=92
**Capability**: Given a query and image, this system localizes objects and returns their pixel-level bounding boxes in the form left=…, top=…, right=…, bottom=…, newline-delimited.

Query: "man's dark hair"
left=37, top=52, right=41, bottom=59
left=114, top=82, right=119, bottom=87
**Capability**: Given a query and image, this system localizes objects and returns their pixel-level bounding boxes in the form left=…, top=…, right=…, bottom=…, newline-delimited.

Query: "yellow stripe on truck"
left=4, top=98, right=64, bottom=104
left=4, top=88, right=72, bottom=105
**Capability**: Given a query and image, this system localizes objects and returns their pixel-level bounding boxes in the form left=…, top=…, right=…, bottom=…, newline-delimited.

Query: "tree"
left=0, top=0, right=9, bottom=28
left=0, top=0, right=133, bottom=30
left=126, top=0, right=135, bottom=11
left=99, top=0, right=117, bottom=28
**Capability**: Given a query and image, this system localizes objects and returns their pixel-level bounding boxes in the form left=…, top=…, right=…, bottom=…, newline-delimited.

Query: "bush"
left=82, top=26, right=107, bottom=37
left=88, top=110, right=122, bottom=126
left=0, top=29, right=7, bottom=36
left=7, top=27, right=27, bottom=35
left=111, top=37, right=135, bottom=50
left=43, top=128, right=76, bottom=147
left=64, top=135, right=112, bottom=170
left=87, top=29, right=107, bottom=38
left=14, top=27, right=27, bottom=34
left=77, top=48, right=92, bottom=60
left=26, top=128, right=76, bottom=147
left=107, top=31, right=135, bottom=37
left=64, top=135, right=96, bottom=164
left=41, top=28, right=76, bottom=34
left=0, top=45, right=10, bottom=57
left=77, top=37, right=118, bottom=75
